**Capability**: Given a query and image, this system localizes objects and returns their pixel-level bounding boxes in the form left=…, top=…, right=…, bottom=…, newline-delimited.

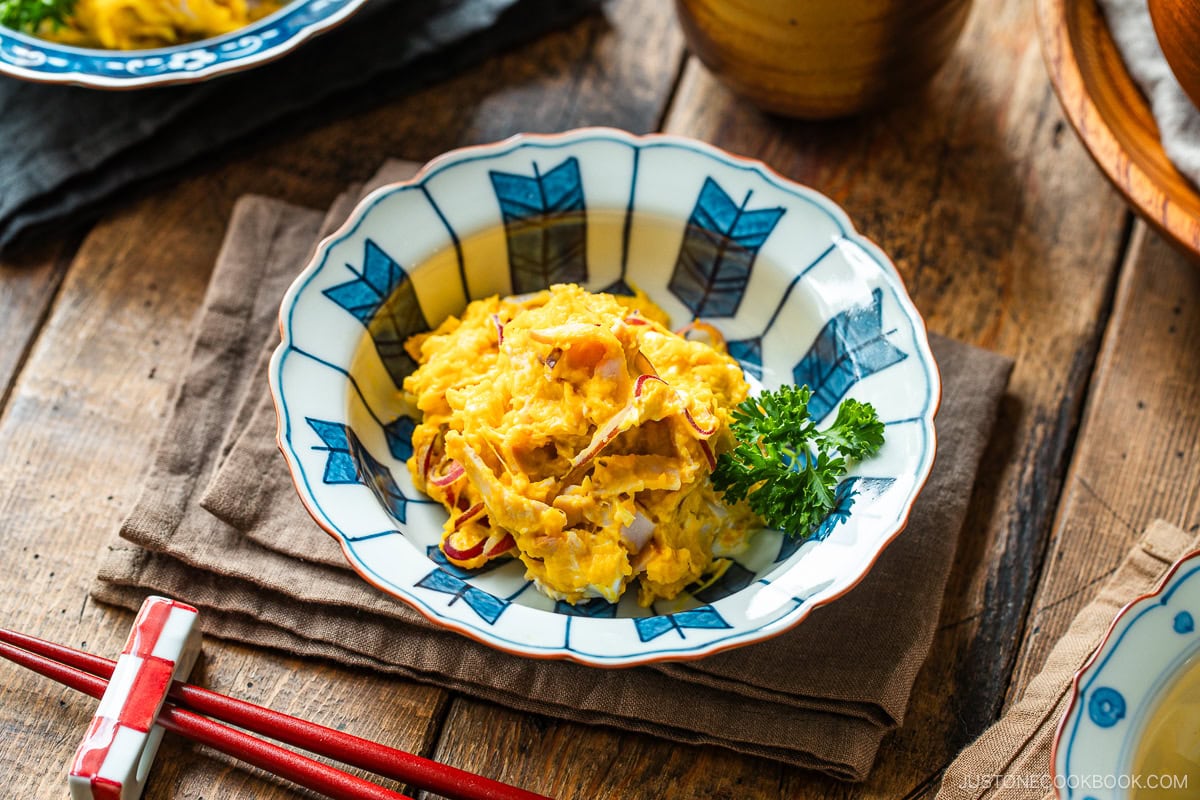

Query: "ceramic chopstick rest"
left=68, top=597, right=202, bottom=800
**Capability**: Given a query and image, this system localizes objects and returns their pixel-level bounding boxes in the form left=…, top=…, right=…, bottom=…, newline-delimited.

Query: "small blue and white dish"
left=1054, top=548, right=1200, bottom=799
left=270, top=128, right=941, bottom=666
left=0, top=0, right=364, bottom=88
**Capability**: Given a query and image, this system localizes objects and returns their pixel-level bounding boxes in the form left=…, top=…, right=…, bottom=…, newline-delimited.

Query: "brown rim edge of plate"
left=1036, top=0, right=1200, bottom=261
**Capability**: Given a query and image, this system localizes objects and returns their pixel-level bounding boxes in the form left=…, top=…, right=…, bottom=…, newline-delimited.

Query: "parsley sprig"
left=0, top=0, right=74, bottom=33
left=711, top=385, right=885, bottom=539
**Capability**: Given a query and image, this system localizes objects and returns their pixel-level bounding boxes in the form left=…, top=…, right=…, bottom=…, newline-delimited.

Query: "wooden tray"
left=1038, top=0, right=1200, bottom=259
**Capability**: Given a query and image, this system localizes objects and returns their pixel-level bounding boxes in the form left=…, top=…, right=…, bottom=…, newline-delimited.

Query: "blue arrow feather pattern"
left=322, top=239, right=403, bottom=324
left=690, top=561, right=757, bottom=604
left=555, top=597, right=619, bottom=618
left=383, top=415, right=416, bottom=462
left=322, top=239, right=428, bottom=387
left=305, top=418, right=359, bottom=484
left=726, top=336, right=764, bottom=380
left=600, top=278, right=636, bottom=297
left=669, top=178, right=784, bottom=317
left=415, top=568, right=509, bottom=625
left=632, top=605, right=732, bottom=642
left=424, top=545, right=512, bottom=580
left=792, top=287, right=907, bottom=421
left=490, top=157, right=588, bottom=294
left=305, top=417, right=412, bottom=524
left=775, top=476, right=897, bottom=562
left=349, top=432, right=411, bottom=524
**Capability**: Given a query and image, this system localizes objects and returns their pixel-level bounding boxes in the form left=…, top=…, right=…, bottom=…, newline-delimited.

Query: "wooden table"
left=2, top=1, right=1198, bottom=797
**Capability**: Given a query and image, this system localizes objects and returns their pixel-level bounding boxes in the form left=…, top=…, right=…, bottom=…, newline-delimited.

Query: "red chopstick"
left=0, top=639, right=411, bottom=800
left=0, top=628, right=553, bottom=800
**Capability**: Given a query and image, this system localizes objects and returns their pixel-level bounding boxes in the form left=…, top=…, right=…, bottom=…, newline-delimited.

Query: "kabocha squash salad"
left=403, top=284, right=886, bottom=606
left=404, top=285, right=753, bottom=606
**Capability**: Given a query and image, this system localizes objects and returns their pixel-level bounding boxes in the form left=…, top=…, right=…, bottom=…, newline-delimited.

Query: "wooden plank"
left=1008, top=223, right=1200, bottom=699
left=662, top=14, right=1135, bottom=793
left=0, top=236, right=79, bottom=405
left=422, top=1, right=1133, bottom=797
left=0, top=2, right=684, bottom=797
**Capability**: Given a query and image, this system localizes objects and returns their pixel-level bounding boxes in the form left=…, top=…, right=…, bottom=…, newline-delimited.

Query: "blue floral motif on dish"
left=1175, top=611, right=1195, bottom=634
left=633, top=605, right=731, bottom=642
left=669, top=177, right=784, bottom=318
left=489, top=157, right=588, bottom=294
left=0, top=0, right=360, bottom=84
left=792, top=287, right=907, bottom=422
left=323, top=238, right=427, bottom=387
left=415, top=568, right=509, bottom=625
left=1087, top=687, right=1126, bottom=728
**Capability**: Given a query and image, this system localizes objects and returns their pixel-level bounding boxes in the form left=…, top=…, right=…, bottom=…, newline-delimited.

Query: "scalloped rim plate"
left=1054, top=547, right=1200, bottom=798
left=0, top=0, right=365, bottom=88
left=269, top=127, right=941, bottom=666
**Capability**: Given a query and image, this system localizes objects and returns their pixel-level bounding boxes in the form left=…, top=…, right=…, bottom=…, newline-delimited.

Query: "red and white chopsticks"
left=0, top=605, right=553, bottom=800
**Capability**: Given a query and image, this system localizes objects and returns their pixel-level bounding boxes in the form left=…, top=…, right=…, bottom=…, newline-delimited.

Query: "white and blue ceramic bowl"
left=1054, top=548, right=1200, bottom=799
left=270, top=128, right=941, bottom=666
left=0, top=0, right=364, bottom=87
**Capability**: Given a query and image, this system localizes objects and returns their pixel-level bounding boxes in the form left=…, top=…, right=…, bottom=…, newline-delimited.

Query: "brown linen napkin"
left=92, top=160, right=1014, bottom=781
left=934, top=519, right=1198, bottom=800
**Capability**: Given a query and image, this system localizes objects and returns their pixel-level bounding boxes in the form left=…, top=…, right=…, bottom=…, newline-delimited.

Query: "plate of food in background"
left=269, top=128, right=941, bottom=666
left=0, top=0, right=367, bottom=87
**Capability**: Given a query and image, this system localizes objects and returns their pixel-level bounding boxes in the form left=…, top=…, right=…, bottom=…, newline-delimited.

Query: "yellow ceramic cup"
left=674, top=0, right=973, bottom=118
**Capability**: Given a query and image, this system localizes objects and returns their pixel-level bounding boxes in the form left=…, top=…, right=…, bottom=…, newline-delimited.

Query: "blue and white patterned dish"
left=270, top=128, right=941, bottom=666
left=1054, top=548, right=1200, bottom=799
left=0, top=0, right=363, bottom=88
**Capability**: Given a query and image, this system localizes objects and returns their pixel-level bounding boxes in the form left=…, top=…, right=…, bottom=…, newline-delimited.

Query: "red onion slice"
left=636, top=372, right=717, bottom=438
left=429, top=459, right=465, bottom=487
left=634, top=373, right=666, bottom=396
left=443, top=531, right=486, bottom=561
left=451, top=502, right=486, bottom=531
left=683, top=407, right=718, bottom=437
left=491, top=313, right=505, bottom=346
left=483, top=532, right=516, bottom=557
left=569, top=402, right=636, bottom=471
left=420, top=442, right=436, bottom=484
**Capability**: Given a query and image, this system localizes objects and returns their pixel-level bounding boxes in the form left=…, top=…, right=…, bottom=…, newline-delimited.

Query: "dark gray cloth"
left=0, top=0, right=598, bottom=250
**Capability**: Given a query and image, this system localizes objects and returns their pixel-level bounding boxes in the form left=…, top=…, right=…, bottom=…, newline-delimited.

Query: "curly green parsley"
left=711, top=385, right=885, bottom=539
left=0, top=0, right=74, bottom=33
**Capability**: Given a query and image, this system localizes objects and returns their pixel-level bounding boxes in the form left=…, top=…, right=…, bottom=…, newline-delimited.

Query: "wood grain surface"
left=0, top=3, right=683, bottom=798
left=427, top=1, right=1134, bottom=797
left=0, top=0, right=1191, bottom=798
left=1009, top=222, right=1200, bottom=698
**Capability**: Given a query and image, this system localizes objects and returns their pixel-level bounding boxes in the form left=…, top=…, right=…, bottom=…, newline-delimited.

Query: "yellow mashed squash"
left=39, top=0, right=282, bottom=50
left=403, top=284, right=757, bottom=606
